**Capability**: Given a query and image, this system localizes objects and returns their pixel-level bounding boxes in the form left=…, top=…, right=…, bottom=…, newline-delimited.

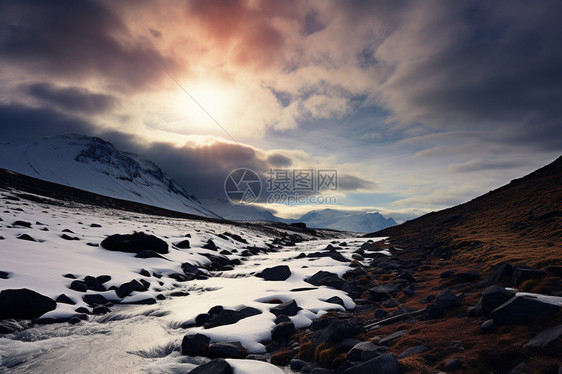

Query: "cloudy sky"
left=0, top=0, right=561, bottom=220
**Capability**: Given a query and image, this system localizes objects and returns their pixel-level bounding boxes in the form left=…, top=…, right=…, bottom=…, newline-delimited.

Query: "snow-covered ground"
left=0, top=190, right=385, bottom=373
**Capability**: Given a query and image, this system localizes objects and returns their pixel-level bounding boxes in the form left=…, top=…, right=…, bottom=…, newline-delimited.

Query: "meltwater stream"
left=0, top=238, right=375, bottom=374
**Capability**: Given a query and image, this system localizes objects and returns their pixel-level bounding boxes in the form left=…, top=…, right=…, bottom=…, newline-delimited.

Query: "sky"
left=0, top=0, right=561, bottom=221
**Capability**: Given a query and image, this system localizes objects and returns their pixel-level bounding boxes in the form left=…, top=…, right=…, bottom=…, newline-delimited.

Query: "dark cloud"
left=267, top=153, right=293, bottom=167
left=338, top=174, right=378, bottom=191
left=0, top=0, right=174, bottom=91
left=0, top=103, right=96, bottom=139
left=23, top=83, right=117, bottom=114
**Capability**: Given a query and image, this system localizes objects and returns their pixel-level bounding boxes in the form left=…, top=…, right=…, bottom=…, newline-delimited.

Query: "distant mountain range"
left=0, top=135, right=218, bottom=218
left=0, top=134, right=398, bottom=232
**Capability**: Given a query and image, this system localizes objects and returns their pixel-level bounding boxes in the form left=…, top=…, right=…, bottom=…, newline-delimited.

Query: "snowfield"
left=0, top=189, right=386, bottom=373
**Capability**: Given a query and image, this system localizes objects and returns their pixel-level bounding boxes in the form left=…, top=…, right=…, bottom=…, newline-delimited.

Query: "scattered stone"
left=523, top=324, right=562, bottom=348
left=75, top=307, right=89, bottom=314
left=56, top=294, right=76, bottom=305
left=0, top=271, right=10, bottom=279
left=326, top=296, right=345, bottom=307
left=182, top=333, right=210, bottom=356
left=117, top=280, right=146, bottom=298
left=368, top=284, right=399, bottom=301
left=208, top=341, right=248, bottom=359
left=342, top=353, right=402, bottom=374
left=272, top=321, right=295, bottom=341
left=479, top=285, right=514, bottom=316
left=16, top=233, right=37, bottom=242
left=306, top=271, right=345, bottom=289
left=174, top=240, right=191, bottom=249
left=434, top=289, right=461, bottom=309
left=84, top=276, right=106, bottom=292
left=189, top=358, right=232, bottom=374
left=397, top=345, right=429, bottom=359
left=92, top=306, right=111, bottom=315
left=422, top=304, right=443, bottom=320
left=270, top=299, right=299, bottom=317
left=0, top=288, right=56, bottom=320
left=195, top=313, right=211, bottom=326
left=275, top=314, right=291, bottom=324
left=512, top=266, right=545, bottom=286
left=259, top=265, right=291, bottom=281
left=310, top=320, right=363, bottom=345
left=347, top=341, right=383, bottom=361
left=101, top=232, right=168, bottom=254
left=481, top=319, right=498, bottom=333
left=97, top=275, right=111, bottom=284
left=397, top=272, right=416, bottom=283
left=170, top=291, right=190, bottom=297
left=135, top=250, right=166, bottom=259
left=290, top=359, right=307, bottom=371
left=454, top=271, right=480, bottom=282
left=202, top=239, right=218, bottom=251
left=61, top=234, right=80, bottom=241
left=82, top=294, right=109, bottom=306
left=12, top=220, right=31, bottom=228
left=90, top=223, right=102, bottom=228
left=379, top=329, right=408, bottom=346
left=140, top=269, right=151, bottom=277
left=491, top=295, right=560, bottom=324
left=485, top=262, right=513, bottom=286
left=69, top=280, right=88, bottom=292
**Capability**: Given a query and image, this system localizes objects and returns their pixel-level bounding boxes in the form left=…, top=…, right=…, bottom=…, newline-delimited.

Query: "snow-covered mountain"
left=202, top=198, right=280, bottom=221
left=0, top=135, right=218, bottom=218
left=285, top=209, right=397, bottom=233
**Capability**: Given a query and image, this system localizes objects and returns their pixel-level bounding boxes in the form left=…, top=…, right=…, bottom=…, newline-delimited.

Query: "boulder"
left=512, top=266, right=545, bottom=286
left=347, top=341, right=383, bottom=361
left=491, top=295, right=560, bottom=324
left=342, top=353, right=402, bottom=374
left=524, top=324, right=562, bottom=348
left=12, top=220, right=32, bottom=228
left=69, top=280, right=88, bottom=292
left=306, top=271, right=345, bottom=289
left=485, top=262, right=513, bottom=286
left=309, top=320, right=363, bottom=346
left=208, top=341, right=248, bottom=359
left=182, top=333, right=210, bottom=356
left=135, top=250, right=166, bottom=259
left=101, top=232, right=168, bottom=254
left=270, top=299, right=299, bottom=317
left=202, top=239, right=218, bottom=251
left=56, top=294, right=76, bottom=305
left=16, top=233, right=37, bottom=242
left=397, top=345, right=429, bottom=359
left=271, top=321, right=295, bottom=341
left=379, top=330, right=408, bottom=346
left=368, top=284, right=399, bottom=301
left=435, top=289, right=461, bottom=309
left=82, top=294, right=109, bottom=306
left=116, top=279, right=146, bottom=298
left=479, top=285, right=514, bottom=316
left=175, top=240, right=191, bottom=249
left=84, top=276, right=106, bottom=292
left=480, top=319, right=498, bottom=333
left=189, top=358, right=232, bottom=374
left=259, top=265, right=291, bottom=281
left=0, top=288, right=56, bottom=320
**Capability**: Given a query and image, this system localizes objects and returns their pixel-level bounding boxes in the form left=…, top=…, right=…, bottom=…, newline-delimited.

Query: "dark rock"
left=121, top=297, right=156, bottom=305
left=97, top=275, right=111, bottom=284
left=512, top=267, right=545, bottom=286
left=379, top=330, right=408, bottom=346
left=272, top=321, right=295, bottom=341
left=195, top=313, right=211, bottom=326
left=444, top=358, right=462, bottom=371
left=92, top=306, right=111, bottom=315
left=208, top=341, right=248, bottom=359
left=116, top=279, right=146, bottom=298
left=168, top=273, right=191, bottom=282
left=246, top=354, right=268, bottom=361
left=270, top=299, right=299, bottom=317
left=61, top=234, right=80, bottom=241
left=56, top=294, right=76, bottom=305
left=12, top=220, right=32, bottom=228
left=189, top=358, right=232, bottom=374
left=422, top=304, right=443, bottom=320
left=16, top=233, right=37, bottom=242
left=75, top=307, right=89, bottom=314
left=311, top=318, right=336, bottom=331
left=205, top=309, right=243, bottom=328
left=347, top=341, right=383, bottom=361
left=453, top=271, right=480, bottom=282
left=170, top=291, right=190, bottom=297
left=135, top=250, right=166, bottom=259
left=182, top=333, right=210, bottom=356
left=209, top=305, right=224, bottom=315
left=491, top=295, right=560, bottom=324
left=68, top=316, right=86, bottom=325
left=259, top=265, right=291, bottom=281
left=274, top=314, right=291, bottom=324
left=101, top=232, right=168, bottom=254
left=326, top=296, right=345, bottom=307
left=368, top=284, right=399, bottom=301
left=202, top=239, right=218, bottom=251
left=524, top=324, right=562, bottom=348
left=223, top=233, right=248, bottom=244
left=0, top=288, right=56, bottom=320
left=309, top=320, right=363, bottom=345
left=84, top=276, right=106, bottom=292
left=82, top=294, right=109, bottom=306
left=485, top=262, right=513, bottom=286
left=0, top=271, right=10, bottom=279
left=156, top=294, right=165, bottom=300
left=374, top=309, right=388, bottom=319
left=306, top=271, right=345, bottom=289
left=175, top=240, right=191, bottom=249
left=290, top=358, right=307, bottom=371
left=140, top=269, right=151, bottom=277
left=342, top=353, right=402, bottom=374
left=397, top=345, right=429, bottom=359
left=435, top=289, right=460, bottom=309
left=397, top=272, right=416, bottom=283
left=69, top=280, right=88, bottom=292
left=481, top=319, right=498, bottom=333
left=90, top=223, right=102, bottom=228
left=63, top=273, right=76, bottom=279
left=479, top=285, right=514, bottom=316
left=545, top=266, right=562, bottom=278
left=238, top=306, right=261, bottom=318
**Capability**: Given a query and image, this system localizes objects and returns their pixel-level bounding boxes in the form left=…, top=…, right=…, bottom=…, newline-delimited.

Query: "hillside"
left=367, top=155, right=562, bottom=267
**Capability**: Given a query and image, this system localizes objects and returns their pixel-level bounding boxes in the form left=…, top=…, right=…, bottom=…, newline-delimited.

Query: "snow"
left=0, top=190, right=387, bottom=372
left=283, top=208, right=398, bottom=233
left=227, top=359, right=285, bottom=374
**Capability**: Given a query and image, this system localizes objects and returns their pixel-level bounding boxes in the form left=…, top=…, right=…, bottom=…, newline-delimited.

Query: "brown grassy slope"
left=367, top=155, right=562, bottom=267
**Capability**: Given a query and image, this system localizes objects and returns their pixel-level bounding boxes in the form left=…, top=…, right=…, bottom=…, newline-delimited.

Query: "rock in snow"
left=101, top=232, right=168, bottom=254
left=0, top=288, right=56, bottom=320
